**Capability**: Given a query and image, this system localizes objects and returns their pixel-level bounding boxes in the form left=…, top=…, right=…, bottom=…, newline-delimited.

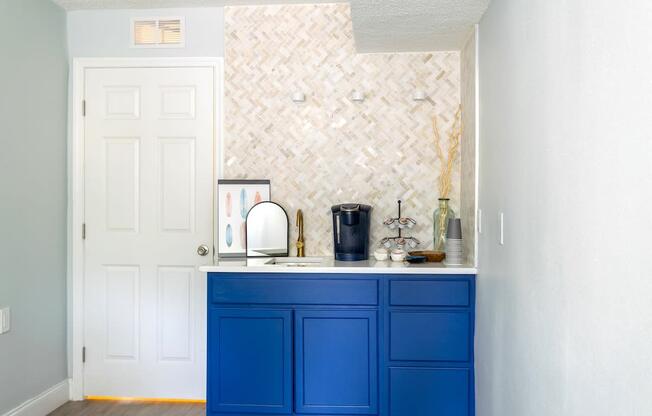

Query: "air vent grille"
left=159, top=19, right=182, bottom=44
left=132, top=18, right=184, bottom=47
left=134, top=20, right=158, bottom=45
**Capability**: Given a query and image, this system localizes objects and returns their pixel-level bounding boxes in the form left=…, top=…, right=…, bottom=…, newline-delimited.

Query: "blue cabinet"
left=295, top=310, right=378, bottom=414
left=389, top=280, right=470, bottom=307
left=208, top=308, right=293, bottom=414
left=390, top=311, right=470, bottom=362
left=389, top=367, right=470, bottom=416
left=207, top=273, right=475, bottom=416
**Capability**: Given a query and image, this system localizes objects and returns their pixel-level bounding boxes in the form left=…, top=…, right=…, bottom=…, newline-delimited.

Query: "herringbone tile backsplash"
left=224, top=3, right=461, bottom=256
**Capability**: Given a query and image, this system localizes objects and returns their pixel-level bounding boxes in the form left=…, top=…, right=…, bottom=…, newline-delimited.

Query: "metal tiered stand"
left=379, top=200, right=421, bottom=250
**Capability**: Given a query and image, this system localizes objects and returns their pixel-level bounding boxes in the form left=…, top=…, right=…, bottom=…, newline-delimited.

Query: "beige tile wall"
left=224, top=3, right=461, bottom=256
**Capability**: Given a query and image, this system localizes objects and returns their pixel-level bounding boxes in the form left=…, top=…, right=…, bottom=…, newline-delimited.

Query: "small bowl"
left=373, top=248, right=389, bottom=261
left=390, top=249, right=406, bottom=262
left=405, top=255, right=427, bottom=264
left=408, top=250, right=446, bottom=263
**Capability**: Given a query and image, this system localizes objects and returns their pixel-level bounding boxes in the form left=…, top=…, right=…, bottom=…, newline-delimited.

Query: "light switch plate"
left=478, top=209, right=483, bottom=234
left=499, top=212, right=505, bottom=245
left=0, top=307, right=10, bottom=334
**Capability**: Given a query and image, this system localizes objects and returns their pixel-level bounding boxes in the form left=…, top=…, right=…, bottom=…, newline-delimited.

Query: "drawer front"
left=390, top=280, right=469, bottom=307
left=390, top=311, right=470, bottom=362
left=211, top=277, right=378, bottom=305
left=389, top=367, right=470, bottom=416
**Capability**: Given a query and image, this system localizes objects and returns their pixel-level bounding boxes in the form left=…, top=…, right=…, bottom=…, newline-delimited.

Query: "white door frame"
left=69, top=57, right=223, bottom=400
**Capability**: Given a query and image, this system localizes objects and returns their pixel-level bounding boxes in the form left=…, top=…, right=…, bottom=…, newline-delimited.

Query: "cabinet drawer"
left=390, top=311, right=470, bottom=362
left=210, top=277, right=378, bottom=305
left=390, top=280, right=469, bottom=306
left=390, top=367, right=470, bottom=416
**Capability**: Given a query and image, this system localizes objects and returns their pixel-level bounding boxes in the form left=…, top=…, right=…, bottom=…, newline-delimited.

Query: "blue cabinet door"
left=208, top=308, right=292, bottom=415
left=389, top=367, right=470, bottom=416
left=295, top=310, right=378, bottom=415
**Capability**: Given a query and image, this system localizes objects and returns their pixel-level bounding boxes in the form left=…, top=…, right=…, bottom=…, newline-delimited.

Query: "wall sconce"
left=350, top=90, right=366, bottom=102
left=291, top=92, right=306, bottom=103
left=412, top=90, right=428, bottom=101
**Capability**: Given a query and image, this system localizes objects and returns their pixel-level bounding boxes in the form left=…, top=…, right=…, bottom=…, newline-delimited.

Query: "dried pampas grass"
left=433, top=106, right=462, bottom=198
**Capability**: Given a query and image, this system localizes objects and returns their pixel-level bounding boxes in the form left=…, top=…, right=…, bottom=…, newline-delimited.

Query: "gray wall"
left=0, top=0, right=69, bottom=413
left=476, top=0, right=652, bottom=415
left=67, top=7, right=224, bottom=58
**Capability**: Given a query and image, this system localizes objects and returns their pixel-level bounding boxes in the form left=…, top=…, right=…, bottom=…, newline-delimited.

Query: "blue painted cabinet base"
left=207, top=273, right=475, bottom=416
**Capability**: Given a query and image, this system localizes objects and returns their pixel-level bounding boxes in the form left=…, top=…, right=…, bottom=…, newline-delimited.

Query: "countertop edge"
left=198, top=265, right=477, bottom=275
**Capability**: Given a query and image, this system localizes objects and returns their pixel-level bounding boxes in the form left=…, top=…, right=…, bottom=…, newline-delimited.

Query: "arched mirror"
left=246, top=201, right=289, bottom=257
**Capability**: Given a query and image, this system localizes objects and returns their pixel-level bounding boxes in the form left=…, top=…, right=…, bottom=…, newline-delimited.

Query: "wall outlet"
left=0, top=307, right=10, bottom=334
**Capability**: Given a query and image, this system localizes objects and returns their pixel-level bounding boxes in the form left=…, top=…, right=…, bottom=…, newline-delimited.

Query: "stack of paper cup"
left=444, top=218, right=464, bottom=266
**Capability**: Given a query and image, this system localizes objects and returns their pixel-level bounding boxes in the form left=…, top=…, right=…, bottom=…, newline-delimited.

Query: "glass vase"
left=433, top=198, right=455, bottom=252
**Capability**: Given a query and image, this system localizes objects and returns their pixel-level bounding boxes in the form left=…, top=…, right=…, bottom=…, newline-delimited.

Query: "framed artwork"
left=217, top=179, right=271, bottom=258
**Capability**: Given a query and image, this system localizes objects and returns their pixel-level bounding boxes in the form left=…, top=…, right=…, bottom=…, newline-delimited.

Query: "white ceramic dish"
left=373, top=248, right=389, bottom=261
left=390, top=249, right=406, bottom=262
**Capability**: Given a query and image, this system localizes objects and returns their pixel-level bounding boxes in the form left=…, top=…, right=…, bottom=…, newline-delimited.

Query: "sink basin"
left=264, top=257, right=327, bottom=267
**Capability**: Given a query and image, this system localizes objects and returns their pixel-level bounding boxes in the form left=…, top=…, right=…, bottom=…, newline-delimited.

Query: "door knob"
left=197, top=244, right=210, bottom=256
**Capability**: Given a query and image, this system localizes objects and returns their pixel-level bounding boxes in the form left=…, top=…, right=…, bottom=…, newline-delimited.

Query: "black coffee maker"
left=331, top=204, right=372, bottom=261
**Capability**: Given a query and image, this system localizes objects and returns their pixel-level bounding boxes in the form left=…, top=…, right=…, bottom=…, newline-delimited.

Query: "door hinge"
left=82, top=223, right=86, bottom=240
left=82, top=346, right=86, bottom=363
left=82, top=100, right=86, bottom=117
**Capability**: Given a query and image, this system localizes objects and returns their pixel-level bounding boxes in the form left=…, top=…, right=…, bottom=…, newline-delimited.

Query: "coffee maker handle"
left=336, top=214, right=341, bottom=244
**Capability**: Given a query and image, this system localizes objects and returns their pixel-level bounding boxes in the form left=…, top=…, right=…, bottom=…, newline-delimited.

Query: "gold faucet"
left=296, top=209, right=305, bottom=257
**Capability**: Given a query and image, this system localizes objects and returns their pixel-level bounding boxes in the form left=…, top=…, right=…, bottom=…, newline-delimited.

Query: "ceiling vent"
left=132, top=18, right=184, bottom=47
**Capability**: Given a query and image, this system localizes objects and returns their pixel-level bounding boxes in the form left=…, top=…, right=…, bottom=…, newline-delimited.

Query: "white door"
left=83, top=67, right=215, bottom=399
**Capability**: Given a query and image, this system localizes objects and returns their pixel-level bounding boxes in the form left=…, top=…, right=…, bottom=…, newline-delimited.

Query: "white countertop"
left=199, top=257, right=476, bottom=275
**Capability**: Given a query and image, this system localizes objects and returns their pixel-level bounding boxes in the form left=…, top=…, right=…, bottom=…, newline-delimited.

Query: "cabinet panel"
left=208, top=308, right=292, bottom=414
left=295, top=310, right=378, bottom=414
left=390, top=311, right=470, bottom=362
left=390, top=280, right=469, bottom=306
left=389, top=367, right=470, bottom=416
left=211, top=277, right=378, bottom=305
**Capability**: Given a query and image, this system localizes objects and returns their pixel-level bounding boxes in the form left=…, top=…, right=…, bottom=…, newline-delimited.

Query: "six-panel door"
left=294, top=310, right=378, bottom=414
left=84, top=67, right=215, bottom=398
left=208, top=308, right=293, bottom=414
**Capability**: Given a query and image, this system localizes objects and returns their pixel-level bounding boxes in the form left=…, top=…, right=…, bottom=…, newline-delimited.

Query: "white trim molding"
left=2, top=380, right=70, bottom=416
left=68, top=57, right=224, bottom=400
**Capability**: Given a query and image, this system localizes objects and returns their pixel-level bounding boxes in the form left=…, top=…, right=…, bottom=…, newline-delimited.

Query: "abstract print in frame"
left=217, top=179, right=271, bottom=257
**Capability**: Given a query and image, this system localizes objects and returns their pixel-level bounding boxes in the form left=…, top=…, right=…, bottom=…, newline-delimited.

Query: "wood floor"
left=48, top=401, right=205, bottom=416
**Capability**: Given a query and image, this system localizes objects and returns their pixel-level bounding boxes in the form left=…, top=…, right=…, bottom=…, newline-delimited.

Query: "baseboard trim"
left=2, top=379, right=70, bottom=416
left=85, top=396, right=206, bottom=403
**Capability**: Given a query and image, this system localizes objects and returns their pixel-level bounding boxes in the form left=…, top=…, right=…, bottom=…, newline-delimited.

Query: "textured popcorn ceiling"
left=224, top=3, right=461, bottom=256
left=351, top=0, right=490, bottom=52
